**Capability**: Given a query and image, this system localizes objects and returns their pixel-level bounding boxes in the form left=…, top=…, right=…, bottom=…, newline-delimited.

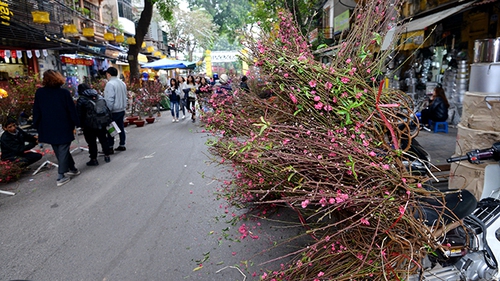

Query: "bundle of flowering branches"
left=202, top=1, right=460, bottom=280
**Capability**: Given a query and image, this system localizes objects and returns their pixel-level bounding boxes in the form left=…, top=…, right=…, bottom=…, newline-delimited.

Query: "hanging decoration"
left=35, top=50, right=41, bottom=58
left=115, top=34, right=124, bottom=43
left=82, top=27, right=94, bottom=37
left=146, top=46, right=154, bottom=53
left=153, top=51, right=161, bottom=57
left=104, top=32, right=115, bottom=41
left=31, top=11, right=50, bottom=24
left=63, top=24, right=79, bottom=37
left=141, top=42, right=146, bottom=48
left=127, top=37, right=136, bottom=45
left=26, top=50, right=32, bottom=58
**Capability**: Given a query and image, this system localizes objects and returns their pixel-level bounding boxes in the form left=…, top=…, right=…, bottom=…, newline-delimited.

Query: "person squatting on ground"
left=0, top=116, right=42, bottom=168
left=104, top=67, right=127, bottom=152
left=76, top=84, right=112, bottom=166
left=166, top=78, right=182, bottom=122
left=420, top=85, right=449, bottom=128
left=32, top=70, right=81, bottom=187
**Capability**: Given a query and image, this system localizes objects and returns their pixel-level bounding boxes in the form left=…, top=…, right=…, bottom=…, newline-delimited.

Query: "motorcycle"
left=408, top=142, right=500, bottom=281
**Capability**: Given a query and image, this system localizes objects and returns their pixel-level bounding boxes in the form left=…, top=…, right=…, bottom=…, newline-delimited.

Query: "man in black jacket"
left=1, top=116, right=42, bottom=167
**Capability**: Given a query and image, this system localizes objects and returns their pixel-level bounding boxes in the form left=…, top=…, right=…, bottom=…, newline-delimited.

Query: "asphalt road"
left=0, top=115, right=301, bottom=281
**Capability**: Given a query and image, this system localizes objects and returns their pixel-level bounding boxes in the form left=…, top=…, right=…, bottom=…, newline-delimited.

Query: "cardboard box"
left=461, top=92, right=500, bottom=131
left=455, top=124, right=500, bottom=155
left=449, top=161, right=487, bottom=200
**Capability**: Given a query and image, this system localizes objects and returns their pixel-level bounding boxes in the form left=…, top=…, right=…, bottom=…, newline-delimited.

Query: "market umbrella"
left=141, top=58, right=196, bottom=70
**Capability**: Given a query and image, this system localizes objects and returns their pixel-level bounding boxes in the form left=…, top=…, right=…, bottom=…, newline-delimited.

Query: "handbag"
left=188, top=88, right=196, bottom=98
left=107, top=121, right=121, bottom=137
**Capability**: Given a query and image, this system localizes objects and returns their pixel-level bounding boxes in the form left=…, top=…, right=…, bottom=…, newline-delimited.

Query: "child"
left=0, top=116, right=42, bottom=167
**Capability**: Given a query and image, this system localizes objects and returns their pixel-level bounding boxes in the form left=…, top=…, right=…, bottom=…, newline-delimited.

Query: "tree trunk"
left=128, top=0, right=154, bottom=84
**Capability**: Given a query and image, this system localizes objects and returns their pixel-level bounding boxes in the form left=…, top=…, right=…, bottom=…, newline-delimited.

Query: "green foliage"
left=186, top=0, right=252, bottom=40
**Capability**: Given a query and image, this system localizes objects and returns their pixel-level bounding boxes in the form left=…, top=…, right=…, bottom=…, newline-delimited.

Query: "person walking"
left=185, top=75, right=197, bottom=122
left=76, top=84, right=112, bottom=166
left=166, top=78, right=182, bottom=122
left=32, top=70, right=81, bottom=186
left=104, top=67, right=128, bottom=152
left=177, top=76, right=187, bottom=119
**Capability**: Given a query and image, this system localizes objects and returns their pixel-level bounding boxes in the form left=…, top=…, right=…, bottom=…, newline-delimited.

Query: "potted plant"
left=140, top=81, right=164, bottom=123
left=124, top=80, right=142, bottom=123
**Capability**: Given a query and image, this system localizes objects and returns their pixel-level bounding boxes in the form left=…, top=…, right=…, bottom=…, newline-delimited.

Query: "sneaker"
left=175, top=119, right=179, bottom=122
left=104, top=156, right=111, bottom=163
left=182, top=115, right=186, bottom=119
left=86, top=159, right=99, bottom=166
left=56, top=177, right=71, bottom=187
left=172, top=118, right=176, bottom=123
left=115, top=146, right=126, bottom=151
left=66, top=169, right=81, bottom=176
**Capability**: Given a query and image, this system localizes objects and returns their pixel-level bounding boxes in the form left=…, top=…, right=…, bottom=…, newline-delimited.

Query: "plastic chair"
left=429, top=120, right=448, bottom=134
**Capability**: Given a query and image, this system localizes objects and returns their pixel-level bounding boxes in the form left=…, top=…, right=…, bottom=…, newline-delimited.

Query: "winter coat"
left=104, top=76, right=128, bottom=113
left=428, top=97, right=448, bottom=122
left=32, top=86, right=79, bottom=145
left=76, top=88, right=101, bottom=129
left=0, top=128, right=38, bottom=160
left=166, top=87, right=182, bottom=102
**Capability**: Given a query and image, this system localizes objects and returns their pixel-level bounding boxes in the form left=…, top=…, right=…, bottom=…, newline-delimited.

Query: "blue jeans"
left=170, top=101, right=180, bottom=118
left=107, top=111, right=126, bottom=149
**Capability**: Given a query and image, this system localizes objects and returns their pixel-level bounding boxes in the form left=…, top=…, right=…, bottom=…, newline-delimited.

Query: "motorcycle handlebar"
left=446, top=155, right=469, bottom=163
left=446, top=142, right=500, bottom=164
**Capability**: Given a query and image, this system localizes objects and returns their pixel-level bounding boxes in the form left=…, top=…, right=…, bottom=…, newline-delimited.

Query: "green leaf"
left=316, top=43, right=328, bottom=50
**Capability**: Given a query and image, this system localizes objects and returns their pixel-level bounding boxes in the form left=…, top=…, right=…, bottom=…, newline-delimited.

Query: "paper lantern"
left=141, top=42, right=146, bottom=48
left=127, top=37, right=136, bottom=45
left=82, top=27, right=94, bottom=37
left=63, top=24, right=79, bottom=37
left=104, top=32, right=115, bottom=41
left=32, top=11, right=50, bottom=24
left=153, top=51, right=161, bottom=57
left=147, top=46, right=154, bottom=53
left=115, top=34, right=124, bottom=43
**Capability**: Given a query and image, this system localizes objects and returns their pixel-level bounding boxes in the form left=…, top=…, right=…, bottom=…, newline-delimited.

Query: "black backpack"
left=86, top=97, right=112, bottom=129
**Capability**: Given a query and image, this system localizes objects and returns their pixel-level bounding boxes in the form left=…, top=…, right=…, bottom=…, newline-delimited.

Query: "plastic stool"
left=429, top=120, right=448, bottom=133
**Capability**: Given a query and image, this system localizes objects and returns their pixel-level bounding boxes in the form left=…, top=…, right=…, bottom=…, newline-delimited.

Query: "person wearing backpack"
left=76, top=84, right=112, bottom=166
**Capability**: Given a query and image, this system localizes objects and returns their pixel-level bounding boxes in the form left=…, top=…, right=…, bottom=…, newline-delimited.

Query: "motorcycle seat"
left=416, top=189, right=477, bottom=226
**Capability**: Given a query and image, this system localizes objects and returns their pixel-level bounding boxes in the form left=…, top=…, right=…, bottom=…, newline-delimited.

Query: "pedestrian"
left=239, top=75, right=249, bottom=93
left=0, top=116, right=42, bottom=168
left=185, top=75, right=197, bottom=122
left=166, top=78, right=182, bottom=122
left=76, top=84, right=112, bottom=166
left=196, top=76, right=212, bottom=113
left=177, top=75, right=187, bottom=119
left=32, top=69, right=81, bottom=187
left=215, top=73, right=232, bottom=96
left=104, top=67, right=128, bottom=152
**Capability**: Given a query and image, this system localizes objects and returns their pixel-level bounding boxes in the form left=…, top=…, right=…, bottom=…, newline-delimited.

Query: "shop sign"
left=334, top=10, right=350, bottom=33
left=0, top=0, right=13, bottom=26
left=399, top=30, right=425, bottom=51
left=61, top=56, right=93, bottom=66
